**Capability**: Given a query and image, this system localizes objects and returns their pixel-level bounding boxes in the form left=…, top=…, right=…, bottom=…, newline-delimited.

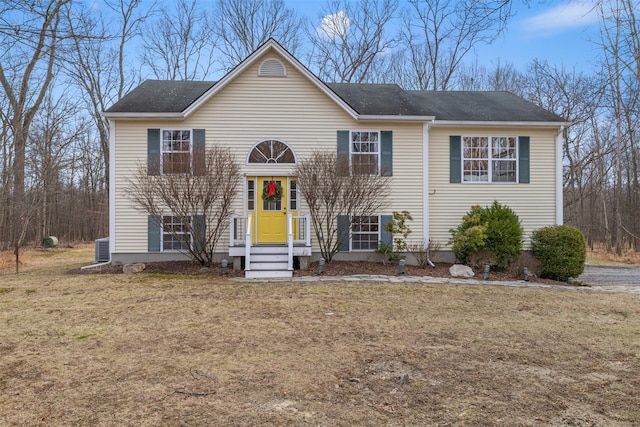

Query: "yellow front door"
left=257, top=177, right=288, bottom=243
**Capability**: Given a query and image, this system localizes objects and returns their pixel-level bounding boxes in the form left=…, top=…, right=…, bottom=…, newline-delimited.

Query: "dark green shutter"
left=380, top=215, right=393, bottom=249
left=337, top=130, right=349, bottom=155
left=380, top=131, right=392, bottom=176
left=337, top=130, right=350, bottom=176
left=147, top=129, right=161, bottom=175
left=337, top=215, right=350, bottom=252
left=450, top=135, right=462, bottom=183
left=192, top=129, right=206, bottom=175
left=192, top=215, right=206, bottom=252
left=518, top=136, right=530, bottom=184
left=148, top=216, right=161, bottom=252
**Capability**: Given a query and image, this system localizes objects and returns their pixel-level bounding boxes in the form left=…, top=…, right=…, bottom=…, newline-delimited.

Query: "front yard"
left=1, top=245, right=639, bottom=426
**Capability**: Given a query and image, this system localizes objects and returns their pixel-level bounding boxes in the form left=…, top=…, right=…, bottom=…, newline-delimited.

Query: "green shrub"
left=449, top=201, right=523, bottom=269
left=376, top=210, right=412, bottom=263
left=530, top=225, right=586, bottom=281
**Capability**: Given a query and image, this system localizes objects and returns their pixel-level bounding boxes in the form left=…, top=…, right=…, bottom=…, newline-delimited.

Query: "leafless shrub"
left=295, top=151, right=390, bottom=262
left=508, top=252, right=543, bottom=279
left=409, top=239, right=441, bottom=269
left=125, top=146, right=241, bottom=266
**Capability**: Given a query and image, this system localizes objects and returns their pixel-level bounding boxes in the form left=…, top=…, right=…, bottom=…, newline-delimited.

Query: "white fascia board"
left=183, top=40, right=359, bottom=120
left=103, top=112, right=185, bottom=120
left=357, top=115, right=436, bottom=122
left=432, top=120, right=571, bottom=128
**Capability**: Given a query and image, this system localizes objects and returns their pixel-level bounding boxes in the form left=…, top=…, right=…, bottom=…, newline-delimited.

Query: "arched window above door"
left=247, top=139, right=296, bottom=164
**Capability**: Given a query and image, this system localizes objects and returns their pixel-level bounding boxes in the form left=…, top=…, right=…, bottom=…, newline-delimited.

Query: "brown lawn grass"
left=1, top=245, right=639, bottom=426
left=587, top=244, right=640, bottom=266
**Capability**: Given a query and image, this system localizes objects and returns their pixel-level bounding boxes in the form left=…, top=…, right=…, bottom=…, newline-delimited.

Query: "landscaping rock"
left=123, top=263, right=146, bottom=274
left=449, top=264, right=474, bottom=278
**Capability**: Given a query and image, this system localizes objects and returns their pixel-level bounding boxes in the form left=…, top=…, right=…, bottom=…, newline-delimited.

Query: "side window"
left=162, top=130, right=192, bottom=174
left=289, top=180, right=297, bottom=210
left=247, top=180, right=255, bottom=211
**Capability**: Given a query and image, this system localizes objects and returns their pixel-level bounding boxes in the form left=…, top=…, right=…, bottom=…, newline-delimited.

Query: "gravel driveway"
left=579, top=265, right=640, bottom=285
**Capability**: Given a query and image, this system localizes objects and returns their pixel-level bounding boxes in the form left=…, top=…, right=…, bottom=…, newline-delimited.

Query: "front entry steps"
left=245, top=245, right=293, bottom=279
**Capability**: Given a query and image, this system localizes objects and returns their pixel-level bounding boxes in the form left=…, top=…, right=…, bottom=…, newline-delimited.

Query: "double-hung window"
left=462, top=136, right=517, bottom=183
left=148, top=128, right=205, bottom=176
left=162, top=130, right=192, bottom=174
left=162, top=214, right=192, bottom=251
left=351, top=131, right=380, bottom=175
left=351, top=215, right=380, bottom=251
left=337, top=130, right=392, bottom=177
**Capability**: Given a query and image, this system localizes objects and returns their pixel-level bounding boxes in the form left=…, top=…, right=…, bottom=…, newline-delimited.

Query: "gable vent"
left=258, top=58, right=286, bottom=77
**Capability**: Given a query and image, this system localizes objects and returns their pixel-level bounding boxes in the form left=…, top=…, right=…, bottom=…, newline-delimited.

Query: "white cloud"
left=523, top=1, right=599, bottom=34
left=317, top=11, right=350, bottom=39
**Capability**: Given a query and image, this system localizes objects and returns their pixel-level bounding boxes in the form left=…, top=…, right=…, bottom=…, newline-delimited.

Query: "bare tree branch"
left=126, top=146, right=241, bottom=266
left=295, top=151, right=390, bottom=261
left=213, top=0, right=302, bottom=71
left=306, top=0, right=398, bottom=83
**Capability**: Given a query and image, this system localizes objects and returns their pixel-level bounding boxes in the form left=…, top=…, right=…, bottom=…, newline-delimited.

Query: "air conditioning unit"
left=95, top=237, right=110, bottom=263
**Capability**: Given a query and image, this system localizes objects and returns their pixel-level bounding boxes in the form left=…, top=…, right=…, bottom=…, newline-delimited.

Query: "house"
left=104, top=39, right=568, bottom=278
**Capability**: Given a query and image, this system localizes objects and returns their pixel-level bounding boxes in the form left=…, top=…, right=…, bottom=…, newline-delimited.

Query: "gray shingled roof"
left=326, top=83, right=418, bottom=116
left=407, top=90, right=565, bottom=122
left=106, top=79, right=565, bottom=123
left=105, top=80, right=217, bottom=114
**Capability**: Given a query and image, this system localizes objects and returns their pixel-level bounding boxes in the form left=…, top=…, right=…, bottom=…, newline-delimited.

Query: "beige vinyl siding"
left=112, top=52, right=426, bottom=255
left=428, top=126, right=558, bottom=249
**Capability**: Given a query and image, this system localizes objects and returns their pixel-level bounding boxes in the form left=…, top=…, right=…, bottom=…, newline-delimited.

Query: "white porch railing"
left=229, top=213, right=311, bottom=248
left=287, top=213, right=294, bottom=270
left=244, top=213, right=252, bottom=270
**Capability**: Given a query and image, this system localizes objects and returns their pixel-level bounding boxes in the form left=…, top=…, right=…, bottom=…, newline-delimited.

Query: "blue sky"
left=284, top=0, right=601, bottom=73
left=475, top=0, right=601, bottom=71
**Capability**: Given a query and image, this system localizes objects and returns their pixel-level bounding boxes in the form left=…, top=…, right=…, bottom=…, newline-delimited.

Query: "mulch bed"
left=70, top=259, right=560, bottom=285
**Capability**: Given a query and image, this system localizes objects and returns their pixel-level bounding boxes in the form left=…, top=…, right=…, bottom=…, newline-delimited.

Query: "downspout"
left=81, top=258, right=111, bottom=270
left=555, top=125, right=565, bottom=225
left=423, top=120, right=433, bottom=245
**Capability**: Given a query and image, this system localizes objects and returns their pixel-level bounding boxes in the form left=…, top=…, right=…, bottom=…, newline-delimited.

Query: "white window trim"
left=289, top=178, right=298, bottom=211
left=160, top=214, right=193, bottom=252
left=349, top=130, right=381, bottom=176
left=246, top=138, right=297, bottom=165
left=161, top=128, right=193, bottom=175
left=461, top=135, right=519, bottom=184
left=350, top=214, right=381, bottom=252
left=247, top=179, right=256, bottom=212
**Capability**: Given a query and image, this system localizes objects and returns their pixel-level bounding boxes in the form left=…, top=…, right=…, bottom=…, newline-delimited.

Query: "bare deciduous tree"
left=125, top=146, right=241, bottom=266
left=596, top=0, right=640, bottom=254
left=65, top=0, right=149, bottom=179
left=295, top=151, right=390, bottom=262
left=140, top=0, right=215, bottom=80
left=306, top=0, right=398, bottom=83
left=213, top=0, right=302, bottom=71
left=399, top=0, right=514, bottom=90
left=0, top=0, right=72, bottom=253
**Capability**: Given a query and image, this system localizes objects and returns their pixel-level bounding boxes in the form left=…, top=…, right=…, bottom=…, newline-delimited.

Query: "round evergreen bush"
left=530, top=225, right=586, bottom=281
left=449, top=201, right=523, bottom=269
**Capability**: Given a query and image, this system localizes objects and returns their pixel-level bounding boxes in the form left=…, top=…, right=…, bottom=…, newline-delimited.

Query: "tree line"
left=0, top=0, right=638, bottom=254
